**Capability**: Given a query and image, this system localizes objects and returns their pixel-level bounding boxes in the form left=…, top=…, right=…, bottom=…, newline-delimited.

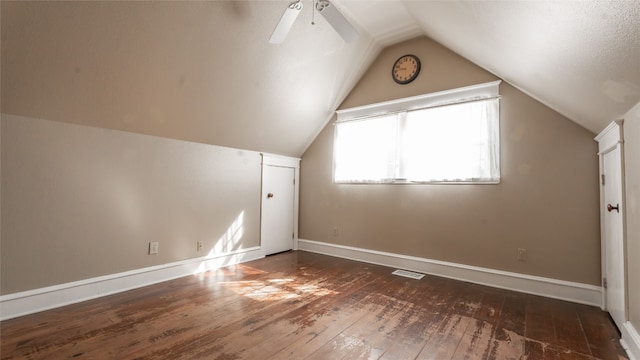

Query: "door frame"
left=260, top=153, right=301, bottom=254
left=595, top=120, right=628, bottom=321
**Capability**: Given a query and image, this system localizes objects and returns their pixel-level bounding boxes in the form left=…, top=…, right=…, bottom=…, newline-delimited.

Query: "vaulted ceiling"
left=343, top=0, right=640, bottom=134
left=2, top=1, right=639, bottom=157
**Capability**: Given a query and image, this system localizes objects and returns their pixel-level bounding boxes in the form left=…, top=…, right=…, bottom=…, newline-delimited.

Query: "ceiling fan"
left=269, top=0, right=359, bottom=44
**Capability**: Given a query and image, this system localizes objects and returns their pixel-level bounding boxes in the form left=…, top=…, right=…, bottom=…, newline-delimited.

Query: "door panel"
left=603, top=146, right=626, bottom=328
left=261, top=165, right=295, bottom=255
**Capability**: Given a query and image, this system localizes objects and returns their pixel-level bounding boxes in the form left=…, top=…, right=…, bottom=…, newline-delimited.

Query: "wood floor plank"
left=130, top=268, right=384, bottom=358
left=576, top=304, right=628, bottom=359
left=473, top=287, right=506, bottom=326
left=552, top=300, right=593, bottom=357
left=270, top=298, right=375, bottom=359
left=328, top=296, right=419, bottom=359
left=451, top=318, right=495, bottom=360
left=0, top=251, right=627, bottom=360
left=416, top=314, right=473, bottom=360
left=525, top=339, right=562, bottom=360
left=487, top=328, right=526, bottom=360
left=303, top=301, right=392, bottom=360
left=451, top=283, right=485, bottom=318
left=278, top=269, right=398, bottom=350
left=223, top=277, right=396, bottom=359
left=498, top=291, right=527, bottom=338
left=299, top=274, right=421, bottom=359
left=526, top=295, right=558, bottom=344
left=377, top=308, right=445, bottom=360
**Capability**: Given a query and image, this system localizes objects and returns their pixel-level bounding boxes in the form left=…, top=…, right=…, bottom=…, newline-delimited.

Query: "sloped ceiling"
left=374, top=0, right=640, bottom=134
left=2, top=1, right=639, bottom=157
left=1, top=1, right=380, bottom=157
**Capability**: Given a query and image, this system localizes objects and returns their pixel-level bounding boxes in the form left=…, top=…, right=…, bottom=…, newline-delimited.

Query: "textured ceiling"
left=340, top=0, right=640, bottom=134
left=2, top=1, right=639, bottom=157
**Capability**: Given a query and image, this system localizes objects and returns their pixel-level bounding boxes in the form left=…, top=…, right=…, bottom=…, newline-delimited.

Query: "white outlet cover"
left=517, top=248, right=527, bottom=261
left=149, top=242, right=159, bottom=255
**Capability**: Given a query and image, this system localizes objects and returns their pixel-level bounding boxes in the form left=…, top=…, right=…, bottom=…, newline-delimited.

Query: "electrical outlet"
left=149, top=241, right=159, bottom=255
left=197, top=241, right=204, bottom=252
left=332, top=227, right=339, bottom=237
left=517, top=248, right=527, bottom=262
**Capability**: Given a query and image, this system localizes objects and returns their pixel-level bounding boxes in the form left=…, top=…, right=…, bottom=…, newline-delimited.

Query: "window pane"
left=334, top=115, right=398, bottom=182
left=402, top=99, right=499, bottom=182
left=333, top=82, right=501, bottom=184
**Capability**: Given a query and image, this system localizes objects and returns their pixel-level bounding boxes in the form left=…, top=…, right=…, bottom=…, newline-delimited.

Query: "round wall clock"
left=392, top=54, right=421, bottom=84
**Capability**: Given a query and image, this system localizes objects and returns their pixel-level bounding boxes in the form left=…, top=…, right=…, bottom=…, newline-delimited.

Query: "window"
left=334, top=81, right=500, bottom=184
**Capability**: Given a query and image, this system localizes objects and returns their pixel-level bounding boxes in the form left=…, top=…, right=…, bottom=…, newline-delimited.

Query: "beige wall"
left=300, top=37, right=601, bottom=285
left=623, top=101, right=640, bottom=333
left=1, top=114, right=261, bottom=294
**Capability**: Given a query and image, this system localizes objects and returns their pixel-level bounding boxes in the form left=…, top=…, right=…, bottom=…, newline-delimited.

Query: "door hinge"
left=292, top=232, right=295, bottom=239
left=603, top=277, right=608, bottom=289
left=601, top=174, right=605, bottom=185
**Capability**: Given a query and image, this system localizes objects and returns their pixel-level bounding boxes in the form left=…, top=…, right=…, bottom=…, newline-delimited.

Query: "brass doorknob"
left=607, top=203, right=619, bottom=213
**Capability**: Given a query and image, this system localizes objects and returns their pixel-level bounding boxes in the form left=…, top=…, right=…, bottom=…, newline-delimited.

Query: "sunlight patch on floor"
left=219, top=278, right=337, bottom=301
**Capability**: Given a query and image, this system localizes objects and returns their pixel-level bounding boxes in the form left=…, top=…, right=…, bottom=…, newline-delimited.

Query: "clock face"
left=392, top=54, right=421, bottom=84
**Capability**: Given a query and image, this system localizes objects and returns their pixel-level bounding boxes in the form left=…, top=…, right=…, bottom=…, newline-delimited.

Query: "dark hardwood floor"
left=0, top=251, right=628, bottom=359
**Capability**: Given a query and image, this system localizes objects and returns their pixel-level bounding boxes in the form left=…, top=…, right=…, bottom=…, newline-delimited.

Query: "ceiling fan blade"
left=269, top=1, right=304, bottom=44
left=316, top=0, right=359, bottom=43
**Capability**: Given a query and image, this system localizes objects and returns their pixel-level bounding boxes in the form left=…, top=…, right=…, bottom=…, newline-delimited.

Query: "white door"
left=261, top=165, right=295, bottom=255
left=602, top=145, right=627, bottom=328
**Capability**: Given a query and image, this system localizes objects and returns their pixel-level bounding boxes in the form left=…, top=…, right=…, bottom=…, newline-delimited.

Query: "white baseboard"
left=297, top=239, right=602, bottom=307
left=0, top=247, right=264, bottom=321
left=621, top=321, right=640, bottom=360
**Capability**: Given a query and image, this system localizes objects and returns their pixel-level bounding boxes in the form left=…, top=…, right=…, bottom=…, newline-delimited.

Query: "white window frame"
left=334, top=80, right=501, bottom=185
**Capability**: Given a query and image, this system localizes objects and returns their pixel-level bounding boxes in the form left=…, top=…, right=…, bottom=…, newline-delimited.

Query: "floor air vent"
left=392, top=269, right=425, bottom=280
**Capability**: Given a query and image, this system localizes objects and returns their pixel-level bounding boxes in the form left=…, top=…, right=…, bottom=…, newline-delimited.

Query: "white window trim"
left=333, top=80, right=502, bottom=185
left=336, top=80, right=501, bottom=123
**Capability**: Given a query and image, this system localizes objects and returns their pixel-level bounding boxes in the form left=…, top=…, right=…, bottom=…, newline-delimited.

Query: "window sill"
left=334, top=179, right=501, bottom=185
